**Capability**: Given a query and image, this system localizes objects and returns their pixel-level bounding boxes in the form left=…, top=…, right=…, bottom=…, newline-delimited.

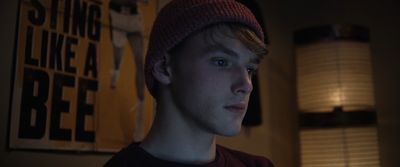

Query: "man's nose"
left=231, top=68, right=253, bottom=95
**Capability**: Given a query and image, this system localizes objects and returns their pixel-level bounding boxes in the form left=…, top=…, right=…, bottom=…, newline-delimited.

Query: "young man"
left=105, top=0, right=273, bottom=166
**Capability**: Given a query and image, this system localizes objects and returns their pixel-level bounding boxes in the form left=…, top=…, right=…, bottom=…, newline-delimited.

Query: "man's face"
left=167, top=27, right=260, bottom=136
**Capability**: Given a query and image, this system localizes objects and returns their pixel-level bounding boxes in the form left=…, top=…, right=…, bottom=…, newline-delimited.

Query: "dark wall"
left=257, top=0, right=400, bottom=166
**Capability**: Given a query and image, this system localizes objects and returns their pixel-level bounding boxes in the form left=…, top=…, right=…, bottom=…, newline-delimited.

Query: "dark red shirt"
left=105, top=143, right=274, bottom=167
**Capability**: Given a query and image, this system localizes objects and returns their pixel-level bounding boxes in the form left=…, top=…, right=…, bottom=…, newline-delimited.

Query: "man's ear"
left=152, top=55, right=172, bottom=85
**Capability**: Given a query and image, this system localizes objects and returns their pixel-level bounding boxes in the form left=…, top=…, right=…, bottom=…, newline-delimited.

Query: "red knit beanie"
left=145, top=0, right=264, bottom=97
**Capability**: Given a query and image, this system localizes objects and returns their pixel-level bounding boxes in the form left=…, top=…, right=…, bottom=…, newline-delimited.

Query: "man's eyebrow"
left=202, top=43, right=261, bottom=64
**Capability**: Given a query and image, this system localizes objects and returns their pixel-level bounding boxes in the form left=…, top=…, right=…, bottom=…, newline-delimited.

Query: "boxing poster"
left=9, top=0, right=158, bottom=152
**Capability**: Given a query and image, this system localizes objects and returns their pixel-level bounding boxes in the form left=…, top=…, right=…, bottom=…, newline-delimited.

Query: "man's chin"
left=218, top=126, right=242, bottom=137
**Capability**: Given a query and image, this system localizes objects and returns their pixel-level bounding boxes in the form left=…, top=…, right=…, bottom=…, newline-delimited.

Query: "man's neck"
left=140, top=100, right=217, bottom=164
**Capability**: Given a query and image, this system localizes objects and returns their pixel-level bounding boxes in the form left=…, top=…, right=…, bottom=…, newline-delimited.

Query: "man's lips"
left=224, top=103, right=247, bottom=113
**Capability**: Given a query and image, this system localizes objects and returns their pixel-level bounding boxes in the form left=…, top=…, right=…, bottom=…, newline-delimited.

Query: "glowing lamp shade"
left=296, top=25, right=381, bottom=167
left=300, top=126, right=381, bottom=166
left=295, top=25, right=375, bottom=113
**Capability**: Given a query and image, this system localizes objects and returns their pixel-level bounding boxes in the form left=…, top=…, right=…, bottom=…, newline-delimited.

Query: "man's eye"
left=247, top=67, right=257, bottom=76
left=212, top=58, right=229, bottom=67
